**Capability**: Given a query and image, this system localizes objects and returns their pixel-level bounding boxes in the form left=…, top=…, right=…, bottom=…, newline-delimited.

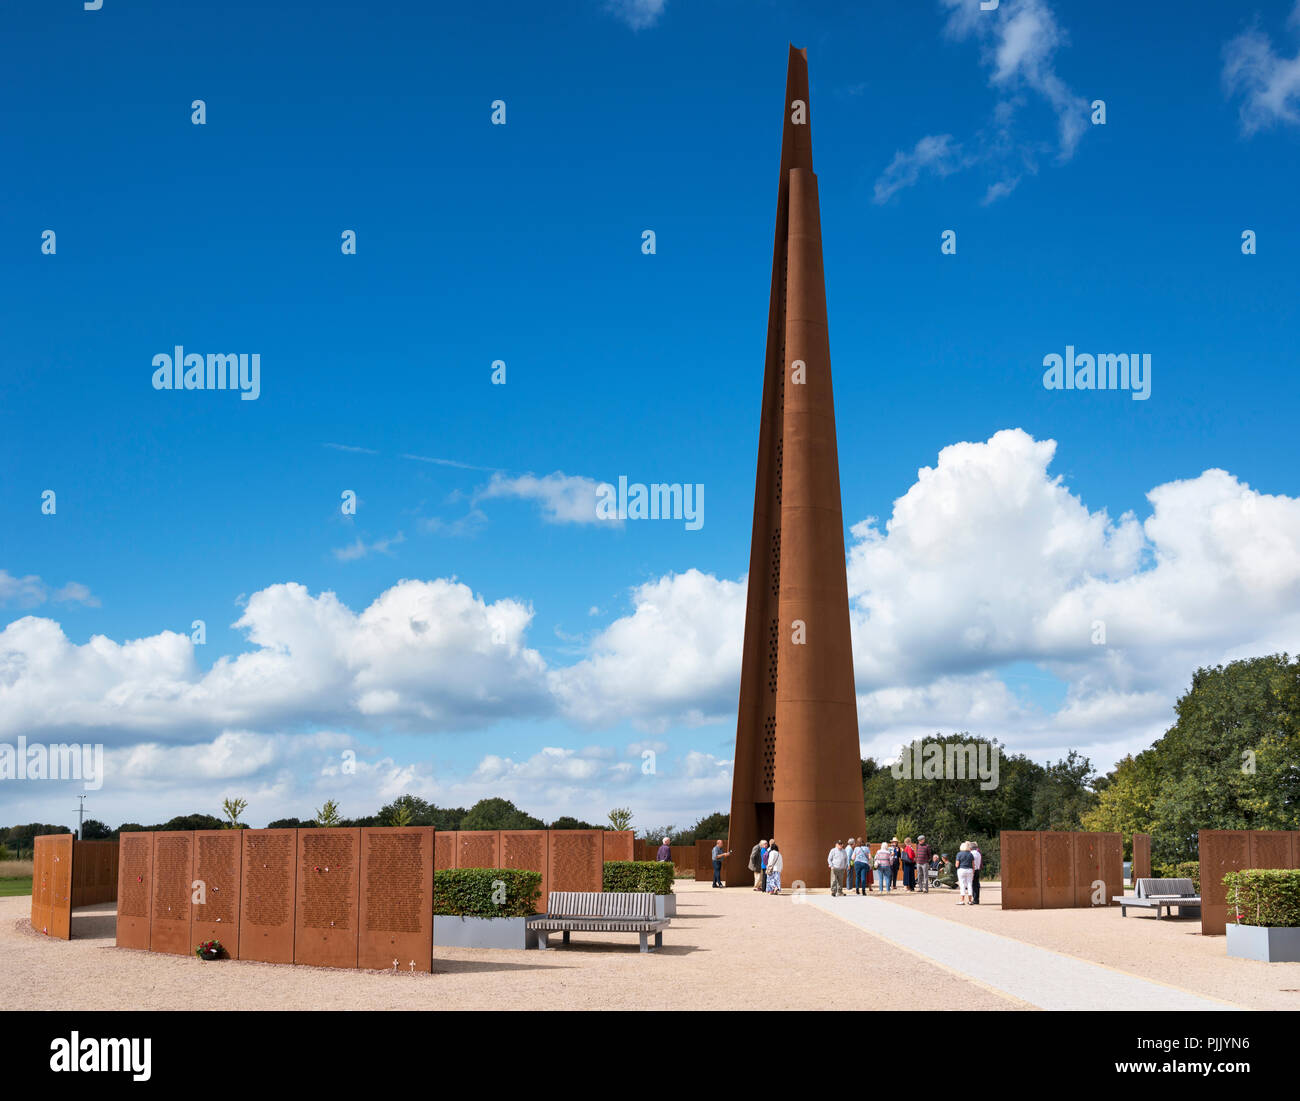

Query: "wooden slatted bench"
left=1112, top=877, right=1202, bottom=919
left=527, top=891, right=670, bottom=953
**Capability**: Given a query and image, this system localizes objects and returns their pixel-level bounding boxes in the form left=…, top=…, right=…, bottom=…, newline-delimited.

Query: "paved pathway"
left=804, top=895, right=1236, bottom=1011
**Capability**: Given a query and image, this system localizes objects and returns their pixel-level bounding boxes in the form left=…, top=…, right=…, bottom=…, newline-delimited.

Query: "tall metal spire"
left=725, top=46, right=865, bottom=891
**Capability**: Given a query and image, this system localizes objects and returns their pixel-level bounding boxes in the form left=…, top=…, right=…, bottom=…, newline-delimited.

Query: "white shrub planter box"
left=433, top=915, right=537, bottom=950
left=654, top=894, right=677, bottom=918
left=1226, top=923, right=1300, bottom=963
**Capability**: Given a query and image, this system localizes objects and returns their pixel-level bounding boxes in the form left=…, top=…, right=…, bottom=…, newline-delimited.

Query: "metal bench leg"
left=654, top=932, right=663, bottom=950
left=639, top=932, right=649, bottom=953
left=537, top=932, right=550, bottom=950
left=562, top=930, right=570, bottom=945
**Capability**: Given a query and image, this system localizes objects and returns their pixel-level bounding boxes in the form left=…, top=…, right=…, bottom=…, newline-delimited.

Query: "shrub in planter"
left=1223, top=869, right=1300, bottom=962
left=1223, top=869, right=1300, bottom=928
left=432, top=868, right=541, bottom=918
left=603, top=860, right=675, bottom=896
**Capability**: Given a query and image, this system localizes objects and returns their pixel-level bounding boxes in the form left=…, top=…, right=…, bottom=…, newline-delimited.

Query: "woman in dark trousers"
left=889, top=837, right=901, bottom=891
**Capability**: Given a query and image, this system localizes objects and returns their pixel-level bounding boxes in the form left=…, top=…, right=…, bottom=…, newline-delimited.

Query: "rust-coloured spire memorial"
left=725, top=46, right=867, bottom=891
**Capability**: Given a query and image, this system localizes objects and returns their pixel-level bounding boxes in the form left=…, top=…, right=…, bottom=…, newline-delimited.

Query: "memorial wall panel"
left=695, top=839, right=715, bottom=884
left=455, top=830, right=501, bottom=870
left=547, top=829, right=602, bottom=895
left=29, top=836, right=50, bottom=937
left=239, top=828, right=297, bottom=963
left=1132, top=833, right=1151, bottom=883
left=1040, top=832, right=1075, bottom=909
left=1099, top=832, right=1124, bottom=904
left=149, top=832, right=195, bottom=956
left=1073, top=832, right=1102, bottom=908
left=501, top=830, right=548, bottom=913
left=71, top=840, right=117, bottom=907
left=294, top=828, right=360, bottom=968
left=359, top=827, right=433, bottom=972
left=433, top=830, right=455, bottom=871
left=116, top=832, right=154, bottom=949
left=602, top=830, right=634, bottom=864
left=191, top=830, right=242, bottom=957
left=1199, top=829, right=1248, bottom=935
left=47, top=834, right=73, bottom=939
left=1248, top=830, right=1293, bottom=871
left=1000, top=831, right=1040, bottom=909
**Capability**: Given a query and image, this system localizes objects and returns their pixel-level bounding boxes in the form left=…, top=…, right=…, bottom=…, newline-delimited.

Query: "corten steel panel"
left=50, top=835, right=74, bottom=938
left=455, top=830, right=501, bottom=870
left=190, top=831, right=242, bottom=958
left=149, top=832, right=194, bottom=956
left=999, top=832, right=1041, bottom=909
left=433, top=830, right=455, bottom=871
left=30, top=835, right=50, bottom=936
left=1073, top=832, right=1101, bottom=908
left=602, top=830, right=634, bottom=864
left=1248, top=830, right=1292, bottom=870
left=501, top=830, right=548, bottom=913
left=1098, top=833, right=1124, bottom=905
left=1199, top=830, right=1249, bottom=936
left=547, top=830, right=602, bottom=895
left=359, top=827, right=433, bottom=973
left=294, top=828, right=360, bottom=968
left=695, top=840, right=714, bottom=884
left=115, top=832, right=154, bottom=949
left=239, top=828, right=297, bottom=964
left=725, top=47, right=866, bottom=891
left=1132, top=833, right=1152, bottom=884
left=71, top=840, right=117, bottom=907
left=1040, top=832, right=1076, bottom=909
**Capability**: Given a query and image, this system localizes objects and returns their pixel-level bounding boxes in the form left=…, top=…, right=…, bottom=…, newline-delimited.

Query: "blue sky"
left=3, top=0, right=1300, bottom=831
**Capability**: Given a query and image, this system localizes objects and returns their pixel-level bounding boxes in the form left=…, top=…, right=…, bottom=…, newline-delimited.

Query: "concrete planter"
left=1226, top=923, right=1300, bottom=962
left=433, top=915, right=537, bottom=950
left=654, top=894, right=677, bottom=918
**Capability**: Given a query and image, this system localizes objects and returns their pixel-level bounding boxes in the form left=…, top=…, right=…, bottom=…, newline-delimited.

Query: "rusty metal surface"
left=1132, top=833, right=1151, bottom=883
left=546, top=829, right=602, bottom=895
left=239, top=828, right=297, bottom=963
left=148, top=832, right=194, bottom=955
left=115, top=832, right=154, bottom=949
left=294, top=828, right=360, bottom=968
left=501, top=830, right=548, bottom=913
left=359, top=827, right=432, bottom=972
left=190, top=830, right=242, bottom=958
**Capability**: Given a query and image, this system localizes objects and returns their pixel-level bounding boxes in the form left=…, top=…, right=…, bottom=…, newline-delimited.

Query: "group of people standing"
left=729, top=835, right=986, bottom=904
left=827, top=836, right=983, bottom=904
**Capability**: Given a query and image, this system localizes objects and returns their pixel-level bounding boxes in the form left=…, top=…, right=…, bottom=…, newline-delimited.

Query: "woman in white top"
left=955, top=841, right=976, bottom=904
left=765, top=843, right=783, bottom=894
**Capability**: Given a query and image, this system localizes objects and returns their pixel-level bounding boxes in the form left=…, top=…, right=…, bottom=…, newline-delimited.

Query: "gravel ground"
left=8, top=881, right=1291, bottom=1011
left=3, top=882, right=1017, bottom=1011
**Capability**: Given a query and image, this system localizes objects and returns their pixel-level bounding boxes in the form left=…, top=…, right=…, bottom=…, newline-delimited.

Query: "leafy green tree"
left=1029, top=751, right=1098, bottom=830
left=459, top=798, right=543, bottom=831
left=314, top=800, right=342, bottom=828
left=1086, top=654, right=1300, bottom=864
left=385, top=802, right=414, bottom=827
left=606, top=807, right=633, bottom=831
left=79, top=819, right=112, bottom=840
left=162, top=814, right=224, bottom=832
left=549, top=816, right=599, bottom=830
left=689, top=812, right=730, bottom=843
left=266, top=818, right=306, bottom=829
left=221, top=798, right=248, bottom=829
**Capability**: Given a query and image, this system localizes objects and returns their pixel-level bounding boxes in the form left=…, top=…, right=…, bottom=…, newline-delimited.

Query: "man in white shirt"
left=971, top=841, right=983, bottom=904
left=827, top=841, right=848, bottom=897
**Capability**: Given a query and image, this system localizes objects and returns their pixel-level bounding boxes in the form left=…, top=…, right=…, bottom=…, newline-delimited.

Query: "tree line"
left=5, top=654, right=1295, bottom=867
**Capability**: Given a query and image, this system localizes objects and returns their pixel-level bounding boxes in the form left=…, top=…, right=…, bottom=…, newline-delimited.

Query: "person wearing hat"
left=915, top=834, right=933, bottom=892
left=888, top=837, right=901, bottom=892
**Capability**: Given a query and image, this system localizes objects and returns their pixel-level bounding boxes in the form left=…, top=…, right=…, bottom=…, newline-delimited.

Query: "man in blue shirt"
left=710, top=840, right=731, bottom=887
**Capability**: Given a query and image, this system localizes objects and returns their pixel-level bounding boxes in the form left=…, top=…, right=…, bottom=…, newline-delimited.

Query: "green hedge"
left=603, top=860, right=674, bottom=895
left=432, top=868, right=541, bottom=918
left=1223, top=869, right=1300, bottom=928
left=1153, top=861, right=1200, bottom=891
